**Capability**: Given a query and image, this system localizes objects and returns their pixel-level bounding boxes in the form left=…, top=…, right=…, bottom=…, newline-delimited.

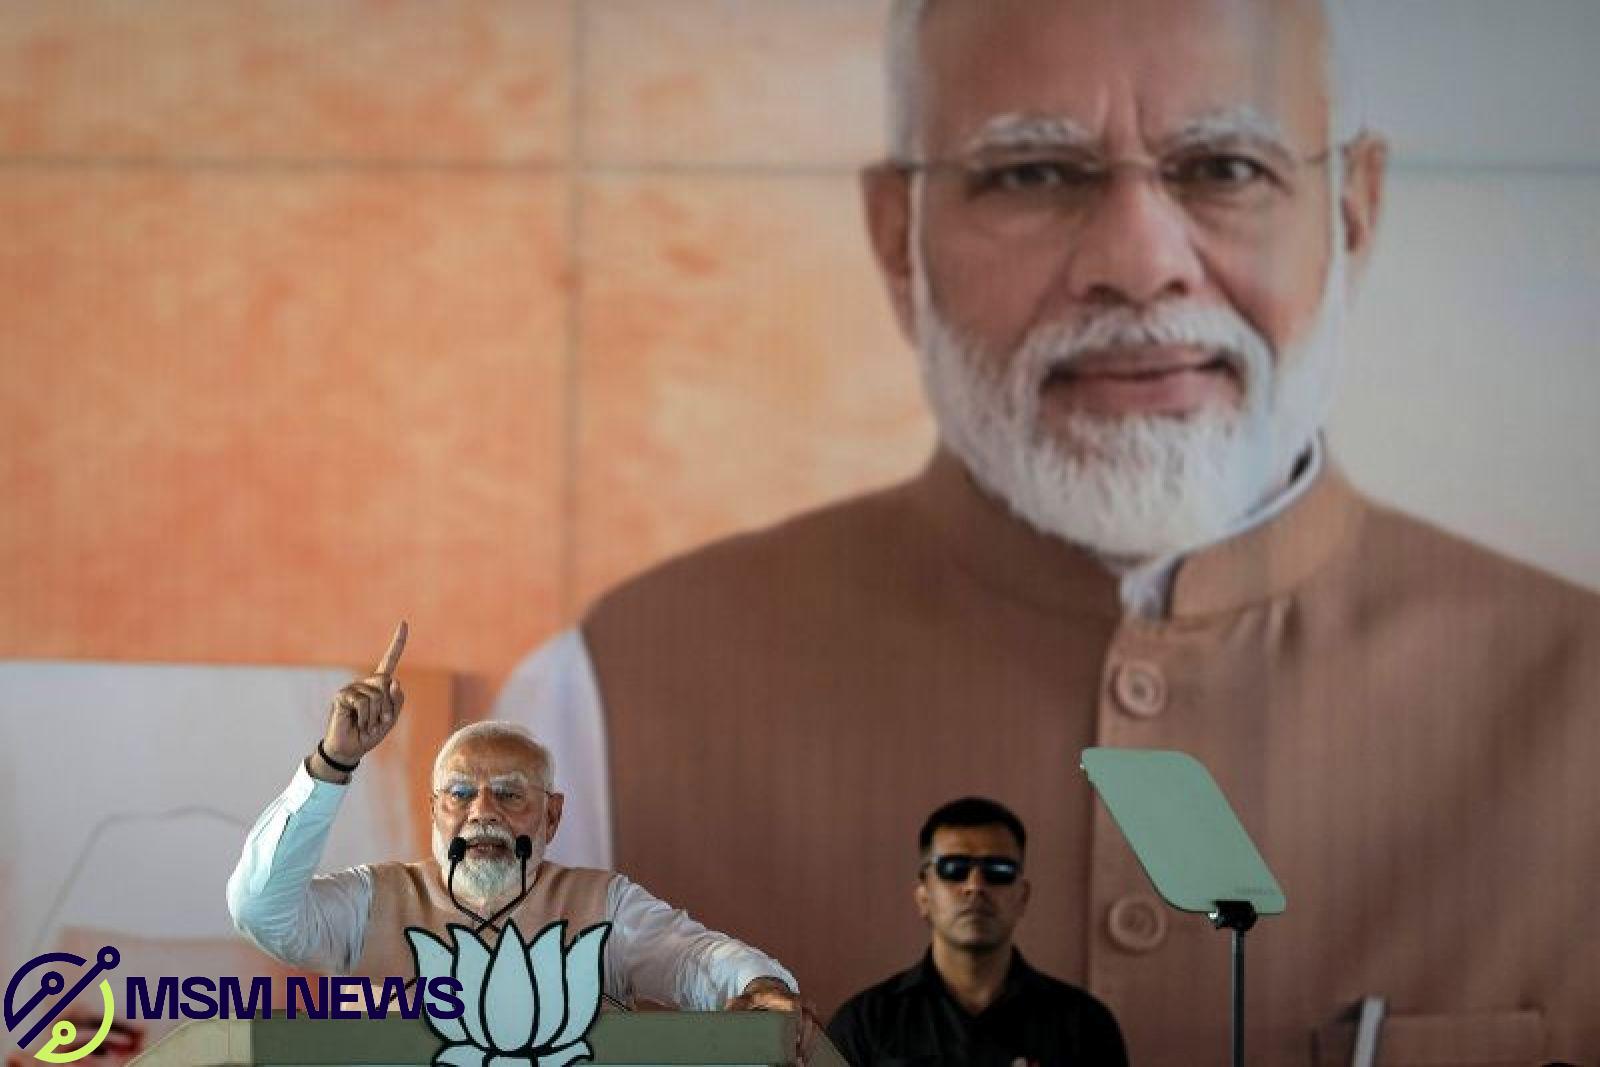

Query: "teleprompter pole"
left=1209, top=900, right=1258, bottom=1067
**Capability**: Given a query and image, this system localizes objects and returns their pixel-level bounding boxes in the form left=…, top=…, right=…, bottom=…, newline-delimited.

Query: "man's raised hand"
left=316, top=621, right=408, bottom=779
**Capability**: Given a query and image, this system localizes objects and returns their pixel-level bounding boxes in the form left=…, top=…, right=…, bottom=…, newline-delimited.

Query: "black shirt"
left=826, top=950, right=1128, bottom=1067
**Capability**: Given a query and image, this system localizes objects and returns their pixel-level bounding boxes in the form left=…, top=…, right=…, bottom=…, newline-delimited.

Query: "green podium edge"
left=130, top=1012, right=844, bottom=1066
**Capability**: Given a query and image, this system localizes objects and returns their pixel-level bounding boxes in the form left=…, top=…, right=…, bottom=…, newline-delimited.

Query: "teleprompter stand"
left=1209, top=899, right=1258, bottom=1067
left=1081, top=749, right=1284, bottom=1067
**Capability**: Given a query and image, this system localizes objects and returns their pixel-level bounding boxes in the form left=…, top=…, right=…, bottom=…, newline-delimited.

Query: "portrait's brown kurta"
left=355, top=859, right=610, bottom=979
left=584, top=450, right=1600, bottom=1066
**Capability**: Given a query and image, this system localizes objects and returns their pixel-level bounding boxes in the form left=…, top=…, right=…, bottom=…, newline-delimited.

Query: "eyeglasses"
left=922, top=854, right=1022, bottom=886
left=894, top=140, right=1342, bottom=245
left=433, top=780, right=550, bottom=816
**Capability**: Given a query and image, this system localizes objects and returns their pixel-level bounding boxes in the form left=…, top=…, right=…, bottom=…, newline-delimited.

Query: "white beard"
left=911, top=199, right=1348, bottom=561
left=432, top=822, right=541, bottom=905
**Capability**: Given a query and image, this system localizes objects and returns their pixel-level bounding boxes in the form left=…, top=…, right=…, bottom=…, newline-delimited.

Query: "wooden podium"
left=128, top=1014, right=847, bottom=1066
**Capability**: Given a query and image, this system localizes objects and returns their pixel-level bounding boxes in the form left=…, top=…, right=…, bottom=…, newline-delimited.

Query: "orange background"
left=0, top=0, right=930, bottom=713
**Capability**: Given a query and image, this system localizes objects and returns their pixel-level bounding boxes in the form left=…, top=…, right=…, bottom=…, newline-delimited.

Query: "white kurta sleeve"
left=602, top=875, right=798, bottom=1010
left=224, top=761, right=373, bottom=974
left=490, top=628, right=614, bottom=870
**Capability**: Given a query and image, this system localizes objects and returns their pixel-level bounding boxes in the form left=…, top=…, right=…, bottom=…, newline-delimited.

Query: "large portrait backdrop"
left=1, top=0, right=1597, bottom=1049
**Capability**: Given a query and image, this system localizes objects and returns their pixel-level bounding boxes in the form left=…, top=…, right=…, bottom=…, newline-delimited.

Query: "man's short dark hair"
left=918, top=796, right=1027, bottom=855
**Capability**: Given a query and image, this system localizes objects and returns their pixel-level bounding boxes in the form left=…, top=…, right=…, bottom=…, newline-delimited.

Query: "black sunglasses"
left=924, top=854, right=1022, bottom=886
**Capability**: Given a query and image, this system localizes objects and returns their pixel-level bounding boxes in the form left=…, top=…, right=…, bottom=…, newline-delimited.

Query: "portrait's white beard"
left=912, top=203, right=1348, bottom=561
left=432, top=822, right=542, bottom=904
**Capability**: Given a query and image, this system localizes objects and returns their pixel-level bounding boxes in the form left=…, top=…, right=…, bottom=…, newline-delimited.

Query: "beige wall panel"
left=573, top=173, right=933, bottom=605
left=0, top=0, right=570, bottom=161
left=581, top=0, right=891, bottom=166
left=0, top=171, right=570, bottom=685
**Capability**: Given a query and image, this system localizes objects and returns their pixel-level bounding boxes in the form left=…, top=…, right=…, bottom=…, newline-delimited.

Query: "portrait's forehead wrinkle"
left=887, top=0, right=1361, bottom=156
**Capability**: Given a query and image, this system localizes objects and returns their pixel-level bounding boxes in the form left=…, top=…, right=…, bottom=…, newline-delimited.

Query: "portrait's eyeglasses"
left=923, top=854, right=1022, bottom=886
left=893, top=138, right=1346, bottom=244
left=433, top=781, right=550, bottom=815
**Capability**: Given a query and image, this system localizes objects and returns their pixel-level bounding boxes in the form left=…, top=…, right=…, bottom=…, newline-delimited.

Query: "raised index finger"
left=374, top=620, right=408, bottom=676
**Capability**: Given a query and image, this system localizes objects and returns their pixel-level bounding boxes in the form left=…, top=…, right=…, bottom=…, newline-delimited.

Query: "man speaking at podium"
left=226, top=622, right=802, bottom=1015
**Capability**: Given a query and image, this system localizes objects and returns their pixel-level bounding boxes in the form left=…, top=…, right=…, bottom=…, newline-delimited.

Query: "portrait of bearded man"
left=493, top=1, right=1600, bottom=1062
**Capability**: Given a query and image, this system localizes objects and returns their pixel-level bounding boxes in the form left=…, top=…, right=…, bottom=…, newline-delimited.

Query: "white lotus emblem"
left=407, top=919, right=612, bottom=1067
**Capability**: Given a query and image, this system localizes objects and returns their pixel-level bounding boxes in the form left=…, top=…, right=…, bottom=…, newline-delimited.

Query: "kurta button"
left=1107, top=894, right=1169, bottom=953
left=1112, top=661, right=1167, bottom=717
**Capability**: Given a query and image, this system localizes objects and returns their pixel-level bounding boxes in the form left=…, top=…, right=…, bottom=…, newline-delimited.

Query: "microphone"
left=457, top=834, right=626, bottom=1011
left=515, top=834, right=532, bottom=903
left=445, top=836, right=488, bottom=926
left=476, top=835, right=538, bottom=933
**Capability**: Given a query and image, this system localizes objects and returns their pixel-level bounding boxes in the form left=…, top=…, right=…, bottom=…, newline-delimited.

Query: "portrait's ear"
left=1340, top=133, right=1388, bottom=284
left=1019, top=877, right=1032, bottom=915
left=913, top=874, right=931, bottom=921
left=544, top=791, right=565, bottom=842
left=861, top=163, right=917, bottom=341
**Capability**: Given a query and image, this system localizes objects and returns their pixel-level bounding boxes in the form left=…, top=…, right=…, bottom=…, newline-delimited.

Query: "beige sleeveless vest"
left=355, top=859, right=611, bottom=978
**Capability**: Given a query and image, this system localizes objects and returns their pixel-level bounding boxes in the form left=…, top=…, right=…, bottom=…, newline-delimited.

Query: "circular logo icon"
left=3, top=947, right=120, bottom=1063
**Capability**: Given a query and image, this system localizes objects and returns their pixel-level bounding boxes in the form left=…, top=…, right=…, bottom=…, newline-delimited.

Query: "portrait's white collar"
left=1106, top=434, right=1327, bottom=618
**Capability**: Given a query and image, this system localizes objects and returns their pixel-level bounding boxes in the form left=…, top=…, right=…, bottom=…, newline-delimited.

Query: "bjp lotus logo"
left=407, top=920, right=611, bottom=1067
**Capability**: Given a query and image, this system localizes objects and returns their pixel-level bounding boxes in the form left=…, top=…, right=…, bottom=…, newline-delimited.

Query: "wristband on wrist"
left=317, top=739, right=359, bottom=775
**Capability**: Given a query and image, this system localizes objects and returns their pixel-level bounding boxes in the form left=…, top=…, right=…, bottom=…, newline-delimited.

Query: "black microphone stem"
left=476, top=837, right=535, bottom=933
left=446, top=837, right=488, bottom=927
